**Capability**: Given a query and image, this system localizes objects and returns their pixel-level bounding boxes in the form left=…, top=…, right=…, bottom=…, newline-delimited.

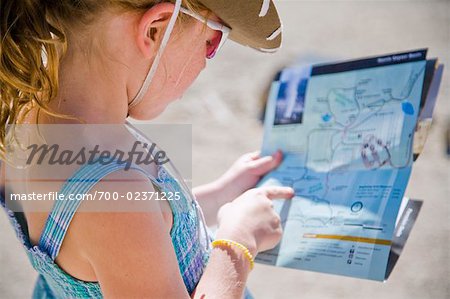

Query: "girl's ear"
left=136, top=3, right=176, bottom=59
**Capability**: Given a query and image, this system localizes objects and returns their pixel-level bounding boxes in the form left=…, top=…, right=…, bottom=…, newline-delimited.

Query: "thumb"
left=247, top=150, right=283, bottom=175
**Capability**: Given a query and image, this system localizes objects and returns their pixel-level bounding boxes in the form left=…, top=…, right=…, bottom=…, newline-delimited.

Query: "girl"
left=0, top=0, right=292, bottom=298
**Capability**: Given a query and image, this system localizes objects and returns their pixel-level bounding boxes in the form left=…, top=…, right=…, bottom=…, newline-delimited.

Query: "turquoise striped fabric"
left=1, top=158, right=211, bottom=298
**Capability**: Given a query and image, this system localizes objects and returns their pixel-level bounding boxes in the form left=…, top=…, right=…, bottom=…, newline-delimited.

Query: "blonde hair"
left=0, top=0, right=208, bottom=160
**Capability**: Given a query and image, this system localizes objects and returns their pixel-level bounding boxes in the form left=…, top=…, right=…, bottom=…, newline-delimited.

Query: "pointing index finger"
left=262, top=186, right=295, bottom=200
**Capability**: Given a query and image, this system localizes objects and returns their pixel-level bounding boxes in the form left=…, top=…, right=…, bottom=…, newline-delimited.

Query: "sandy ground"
left=1, top=0, right=449, bottom=298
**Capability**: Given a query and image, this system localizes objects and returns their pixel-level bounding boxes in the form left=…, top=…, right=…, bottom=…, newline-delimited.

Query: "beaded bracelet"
left=211, top=239, right=255, bottom=270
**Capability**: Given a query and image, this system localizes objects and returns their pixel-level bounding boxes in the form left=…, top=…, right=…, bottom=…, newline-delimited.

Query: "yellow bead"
left=212, top=239, right=254, bottom=270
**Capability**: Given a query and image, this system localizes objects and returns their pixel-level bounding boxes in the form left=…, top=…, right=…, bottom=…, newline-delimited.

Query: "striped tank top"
left=1, top=123, right=212, bottom=298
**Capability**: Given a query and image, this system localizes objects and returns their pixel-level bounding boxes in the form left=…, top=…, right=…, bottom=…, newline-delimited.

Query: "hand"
left=216, top=186, right=294, bottom=256
left=216, top=150, right=284, bottom=203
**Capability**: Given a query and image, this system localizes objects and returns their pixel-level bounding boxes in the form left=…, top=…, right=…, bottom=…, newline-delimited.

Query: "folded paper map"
left=256, top=49, right=443, bottom=281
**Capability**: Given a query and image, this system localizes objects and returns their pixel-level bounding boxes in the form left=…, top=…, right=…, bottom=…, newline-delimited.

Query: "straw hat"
left=197, top=0, right=283, bottom=52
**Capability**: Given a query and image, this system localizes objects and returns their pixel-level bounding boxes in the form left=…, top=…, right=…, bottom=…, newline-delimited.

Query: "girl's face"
left=129, top=11, right=224, bottom=120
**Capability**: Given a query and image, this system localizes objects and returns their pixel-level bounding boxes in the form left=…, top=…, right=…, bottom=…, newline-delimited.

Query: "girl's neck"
left=36, top=48, right=130, bottom=125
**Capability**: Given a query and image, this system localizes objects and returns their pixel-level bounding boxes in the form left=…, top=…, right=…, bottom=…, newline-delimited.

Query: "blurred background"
left=1, top=0, right=449, bottom=298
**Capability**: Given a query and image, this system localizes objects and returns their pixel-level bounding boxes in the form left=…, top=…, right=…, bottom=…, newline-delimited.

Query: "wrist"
left=215, top=229, right=258, bottom=257
left=203, top=178, right=232, bottom=206
left=211, top=239, right=255, bottom=272
left=193, top=180, right=223, bottom=202
left=214, top=174, right=240, bottom=203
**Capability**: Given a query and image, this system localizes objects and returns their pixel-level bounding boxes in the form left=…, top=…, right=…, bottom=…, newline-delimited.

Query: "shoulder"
left=71, top=168, right=167, bottom=255
left=65, top=168, right=188, bottom=296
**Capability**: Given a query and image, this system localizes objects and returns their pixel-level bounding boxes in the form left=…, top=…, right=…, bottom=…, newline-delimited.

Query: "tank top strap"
left=38, top=160, right=152, bottom=261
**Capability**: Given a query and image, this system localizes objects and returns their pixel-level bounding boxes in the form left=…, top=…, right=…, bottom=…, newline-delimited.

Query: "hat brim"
left=198, top=0, right=282, bottom=52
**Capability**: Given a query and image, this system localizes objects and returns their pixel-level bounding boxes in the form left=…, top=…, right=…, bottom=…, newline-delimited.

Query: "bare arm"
left=74, top=170, right=255, bottom=298
left=192, top=181, right=227, bottom=226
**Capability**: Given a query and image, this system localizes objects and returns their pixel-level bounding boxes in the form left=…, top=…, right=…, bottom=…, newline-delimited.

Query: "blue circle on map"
left=402, top=101, right=415, bottom=115
left=351, top=201, right=363, bottom=213
left=322, top=113, right=332, bottom=122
